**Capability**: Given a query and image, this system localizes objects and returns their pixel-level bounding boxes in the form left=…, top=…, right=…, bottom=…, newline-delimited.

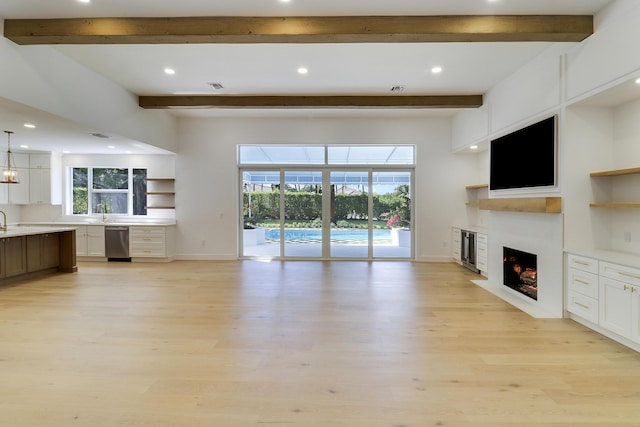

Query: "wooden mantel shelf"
left=478, top=197, right=562, bottom=213
left=465, top=184, right=489, bottom=189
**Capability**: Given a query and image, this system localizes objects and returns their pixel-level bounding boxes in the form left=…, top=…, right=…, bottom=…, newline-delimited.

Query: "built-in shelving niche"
left=590, top=167, right=640, bottom=209
left=145, top=178, right=175, bottom=209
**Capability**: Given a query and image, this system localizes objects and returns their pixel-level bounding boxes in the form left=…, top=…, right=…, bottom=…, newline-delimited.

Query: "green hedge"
left=244, top=191, right=409, bottom=223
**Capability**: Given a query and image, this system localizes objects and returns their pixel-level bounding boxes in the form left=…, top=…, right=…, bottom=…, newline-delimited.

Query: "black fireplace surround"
left=503, top=247, right=537, bottom=300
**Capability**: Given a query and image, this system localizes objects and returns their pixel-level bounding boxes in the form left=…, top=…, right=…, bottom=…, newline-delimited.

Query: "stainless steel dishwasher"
left=105, top=226, right=130, bottom=260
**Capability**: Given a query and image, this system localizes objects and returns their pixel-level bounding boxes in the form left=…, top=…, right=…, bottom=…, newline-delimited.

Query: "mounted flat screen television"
left=490, top=116, right=557, bottom=191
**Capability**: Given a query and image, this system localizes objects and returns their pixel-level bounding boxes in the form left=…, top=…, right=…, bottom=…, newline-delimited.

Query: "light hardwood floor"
left=1, top=260, right=640, bottom=426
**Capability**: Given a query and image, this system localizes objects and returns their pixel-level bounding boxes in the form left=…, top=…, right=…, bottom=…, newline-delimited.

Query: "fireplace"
left=503, top=247, right=537, bottom=300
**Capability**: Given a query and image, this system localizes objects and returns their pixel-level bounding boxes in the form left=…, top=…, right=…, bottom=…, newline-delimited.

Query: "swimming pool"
left=265, top=228, right=392, bottom=244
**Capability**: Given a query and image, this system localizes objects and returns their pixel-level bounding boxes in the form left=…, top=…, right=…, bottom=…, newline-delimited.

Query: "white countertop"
left=565, top=248, right=640, bottom=270
left=0, top=226, right=77, bottom=238
left=19, top=221, right=177, bottom=227
left=453, top=224, right=488, bottom=234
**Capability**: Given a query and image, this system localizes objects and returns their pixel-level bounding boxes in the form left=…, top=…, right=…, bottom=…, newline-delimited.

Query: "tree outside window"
left=72, top=167, right=147, bottom=216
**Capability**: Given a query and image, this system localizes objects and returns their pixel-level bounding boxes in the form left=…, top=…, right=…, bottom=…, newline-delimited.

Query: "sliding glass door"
left=330, top=171, right=370, bottom=258
left=284, top=170, right=323, bottom=258
left=239, top=145, right=415, bottom=260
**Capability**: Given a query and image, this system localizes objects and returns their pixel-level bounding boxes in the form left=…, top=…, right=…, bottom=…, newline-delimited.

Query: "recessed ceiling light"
left=107, top=145, right=116, bottom=149
left=635, top=77, right=640, bottom=85
left=20, top=145, right=29, bottom=149
left=298, top=67, right=308, bottom=75
left=23, top=123, right=36, bottom=128
left=280, top=0, right=291, bottom=2
left=77, top=0, right=90, bottom=3
left=63, top=150, right=71, bottom=154
left=431, top=66, right=443, bottom=74
left=470, top=145, right=478, bottom=150
left=164, top=68, right=176, bottom=75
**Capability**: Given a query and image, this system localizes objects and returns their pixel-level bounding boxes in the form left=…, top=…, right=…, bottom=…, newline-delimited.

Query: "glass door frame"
left=239, top=165, right=415, bottom=260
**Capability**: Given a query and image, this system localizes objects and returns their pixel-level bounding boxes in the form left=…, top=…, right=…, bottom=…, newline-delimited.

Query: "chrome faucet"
left=0, top=210, right=6, bottom=231
left=97, top=203, right=108, bottom=223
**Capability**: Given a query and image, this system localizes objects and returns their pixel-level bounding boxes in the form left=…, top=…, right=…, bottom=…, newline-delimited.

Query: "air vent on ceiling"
left=390, top=85, right=405, bottom=92
left=89, top=132, right=110, bottom=138
left=208, top=82, right=224, bottom=90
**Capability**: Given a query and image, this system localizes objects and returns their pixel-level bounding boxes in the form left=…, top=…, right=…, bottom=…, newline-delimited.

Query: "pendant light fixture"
left=2, top=131, right=19, bottom=184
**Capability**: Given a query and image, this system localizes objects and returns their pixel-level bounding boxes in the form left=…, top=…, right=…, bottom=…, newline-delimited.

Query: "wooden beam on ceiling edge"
left=4, top=15, right=593, bottom=45
left=137, top=95, right=484, bottom=109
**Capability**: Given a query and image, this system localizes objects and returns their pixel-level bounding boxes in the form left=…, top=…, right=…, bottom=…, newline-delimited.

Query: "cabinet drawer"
left=567, top=268, right=599, bottom=299
left=477, top=242, right=487, bottom=258
left=567, top=290, right=599, bottom=324
left=567, top=254, right=598, bottom=274
left=477, top=233, right=487, bottom=244
left=130, top=226, right=165, bottom=237
left=130, top=245, right=165, bottom=257
left=131, top=235, right=164, bottom=244
left=86, top=225, right=105, bottom=237
left=600, top=262, right=640, bottom=287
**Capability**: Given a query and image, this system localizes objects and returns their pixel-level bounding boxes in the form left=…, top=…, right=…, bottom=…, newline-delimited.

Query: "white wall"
left=565, top=2, right=640, bottom=103
left=563, top=106, right=614, bottom=252
left=175, top=116, right=476, bottom=261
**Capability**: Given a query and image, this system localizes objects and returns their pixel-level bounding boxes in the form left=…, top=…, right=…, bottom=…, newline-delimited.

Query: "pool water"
left=265, top=228, right=392, bottom=244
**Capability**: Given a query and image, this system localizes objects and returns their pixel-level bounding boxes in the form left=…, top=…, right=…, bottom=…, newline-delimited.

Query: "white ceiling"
left=0, top=0, right=617, bottom=154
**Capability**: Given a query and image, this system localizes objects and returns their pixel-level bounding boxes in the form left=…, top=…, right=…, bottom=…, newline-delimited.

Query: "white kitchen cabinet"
left=29, top=154, right=51, bottom=169
left=476, top=233, right=488, bottom=276
left=8, top=167, right=30, bottom=204
left=28, top=153, right=59, bottom=205
left=566, top=254, right=599, bottom=324
left=599, top=276, right=633, bottom=338
left=75, top=226, right=88, bottom=257
left=0, top=152, right=59, bottom=205
left=130, top=226, right=166, bottom=257
left=86, top=225, right=105, bottom=257
left=452, top=227, right=461, bottom=264
left=29, top=167, right=51, bottom=204
left=631, top=286, right=640, bottom=344
left=566, top=253, right=640, bottom=350
left=129, top=226, right=176, bottom=259
left=597, top=261, right=640, bottom=344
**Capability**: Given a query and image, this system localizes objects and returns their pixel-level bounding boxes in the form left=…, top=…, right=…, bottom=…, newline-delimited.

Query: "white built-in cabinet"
left=87, top=226, right=106, bottom=257
left=0, top=152, right=58, bottom=205
left=75, top=226, right=106, bottom=257
left=129, top=226, right=175, bottom=259
left=75, top=225, right=106, bottom=257
left=565, top=252, right=640, bottom=350
left=477, top=233, right=488, bottom=277
left=452, top=227, right=461, bottom=264
left=29, top=153, right=52, bottom=204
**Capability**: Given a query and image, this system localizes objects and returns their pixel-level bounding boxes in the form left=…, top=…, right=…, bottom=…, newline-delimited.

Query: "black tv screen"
left=490, top=116, right=557, bottom=191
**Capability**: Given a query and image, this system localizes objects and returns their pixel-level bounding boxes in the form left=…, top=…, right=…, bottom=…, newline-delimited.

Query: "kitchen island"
left=0, top=226, right=77, bottom=284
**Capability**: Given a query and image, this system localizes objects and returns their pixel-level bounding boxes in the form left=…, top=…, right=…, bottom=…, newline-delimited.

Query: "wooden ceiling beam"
left=138, top=95, right=483, bottom=109
left=4, top=15, right=593, bottom=45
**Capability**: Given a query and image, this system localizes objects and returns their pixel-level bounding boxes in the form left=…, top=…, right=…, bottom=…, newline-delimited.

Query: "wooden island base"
left=0, top=228, right=77, bottom=284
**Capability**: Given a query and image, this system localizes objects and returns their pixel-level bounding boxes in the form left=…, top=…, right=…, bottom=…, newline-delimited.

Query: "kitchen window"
left=71, top=167, right=147, bottom=216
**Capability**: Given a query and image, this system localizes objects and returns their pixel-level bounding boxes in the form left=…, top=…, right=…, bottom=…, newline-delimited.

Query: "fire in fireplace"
left=503, top=247, right=537, bottom=300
